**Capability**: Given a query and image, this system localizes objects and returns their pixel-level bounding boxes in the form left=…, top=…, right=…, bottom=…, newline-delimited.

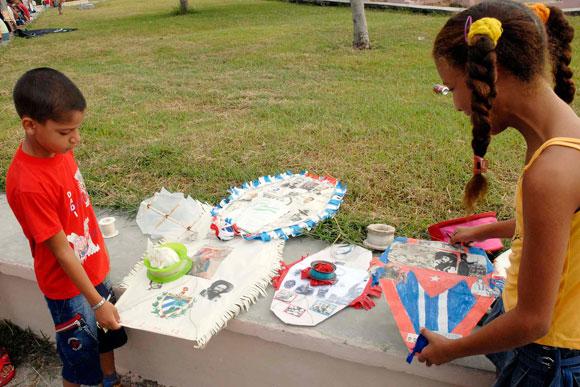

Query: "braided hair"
left=433, top=0, right=574, bottom=211
left=546, top=5, right=575, bottom=103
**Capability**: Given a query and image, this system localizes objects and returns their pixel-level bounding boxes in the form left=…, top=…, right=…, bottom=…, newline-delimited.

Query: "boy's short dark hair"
left=13, top=67, right=86, bottom=123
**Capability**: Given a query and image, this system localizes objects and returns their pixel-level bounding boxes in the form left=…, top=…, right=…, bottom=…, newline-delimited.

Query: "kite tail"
left=271, top=255, right=308, bottom=290
left=349, top=277, right=382, bottom=310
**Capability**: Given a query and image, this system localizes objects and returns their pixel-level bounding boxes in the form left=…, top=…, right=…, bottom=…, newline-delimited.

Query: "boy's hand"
left=449, top=226, right=478, bottom=244
left=95, top=301, right=122, bottom=331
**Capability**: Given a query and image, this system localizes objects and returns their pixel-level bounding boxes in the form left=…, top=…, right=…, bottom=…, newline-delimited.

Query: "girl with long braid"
left=418, top=1, right=580, bottom=384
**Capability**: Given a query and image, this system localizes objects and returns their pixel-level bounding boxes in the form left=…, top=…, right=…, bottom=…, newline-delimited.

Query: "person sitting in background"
left=0, top=12, right=10, bottom=42
left=21, top=0, right=35, bottom=13
left=0, top=0, right=17, bottom=32
left=14, top=0, right=30, bottom=21
left=7, top=0, right=27, bottom=25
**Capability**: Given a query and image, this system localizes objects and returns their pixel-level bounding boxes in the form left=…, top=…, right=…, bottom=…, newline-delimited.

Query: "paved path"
left=295, top=0, right=580, bottom=14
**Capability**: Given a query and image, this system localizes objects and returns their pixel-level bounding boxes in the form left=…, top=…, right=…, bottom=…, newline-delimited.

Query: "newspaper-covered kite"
left=271, top=244, right=380, bottom=326
left=117, top=189, right=284, bottom=348
left=376, top=238, right=503, bottom=350
left=211, top=171, right=346, bottom=241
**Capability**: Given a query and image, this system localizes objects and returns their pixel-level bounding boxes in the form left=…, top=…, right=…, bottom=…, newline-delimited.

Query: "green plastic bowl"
left=144, top=242, right=193, bottom=283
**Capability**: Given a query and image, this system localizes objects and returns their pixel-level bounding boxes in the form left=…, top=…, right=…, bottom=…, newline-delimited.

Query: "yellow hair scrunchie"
left=527, top=3, right=550, bottom=24
left=467, top=17, right=503, bottom=47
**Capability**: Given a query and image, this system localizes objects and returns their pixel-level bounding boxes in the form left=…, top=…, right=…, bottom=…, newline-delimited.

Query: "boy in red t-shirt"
left=6, top=68, right=127, bottom=387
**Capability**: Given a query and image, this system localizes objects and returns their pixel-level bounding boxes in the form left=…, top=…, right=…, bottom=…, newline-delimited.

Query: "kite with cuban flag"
left=376, top=238, right=504, bottom=351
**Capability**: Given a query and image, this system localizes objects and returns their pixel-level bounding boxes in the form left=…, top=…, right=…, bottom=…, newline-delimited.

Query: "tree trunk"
left=179, top=0, right=188, bottom=14
left=351, top=0, right=370, bottom=49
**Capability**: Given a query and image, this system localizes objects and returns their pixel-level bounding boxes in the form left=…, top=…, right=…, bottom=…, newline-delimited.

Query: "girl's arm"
left=450, top=219, right=516, bottom=244
left=418, top=155, right=576, bottom=365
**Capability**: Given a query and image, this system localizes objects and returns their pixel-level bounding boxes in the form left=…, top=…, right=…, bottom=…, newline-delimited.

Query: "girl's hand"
left=449, top=226, right=478, bottom=244
left=416, top=328, right=457, bottom=366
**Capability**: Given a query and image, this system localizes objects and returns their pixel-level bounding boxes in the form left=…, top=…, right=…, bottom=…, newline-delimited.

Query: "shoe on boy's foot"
left=103, top=372, right=122, bottom=387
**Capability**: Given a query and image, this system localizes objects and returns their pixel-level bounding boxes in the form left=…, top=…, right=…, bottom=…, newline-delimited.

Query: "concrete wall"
left=0, top=269, right=495, bottom=387
left=0, top=194, right=495, bottom=386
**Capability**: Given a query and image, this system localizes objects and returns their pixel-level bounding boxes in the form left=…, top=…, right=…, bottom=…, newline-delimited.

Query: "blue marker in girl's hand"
left=406, top=333, right=429, bottom=364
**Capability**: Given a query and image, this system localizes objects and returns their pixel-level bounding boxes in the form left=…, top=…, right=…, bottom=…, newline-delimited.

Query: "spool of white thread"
left=99, top=217, right=119, bottom=238
left=363, top=223, right=395, bottom=251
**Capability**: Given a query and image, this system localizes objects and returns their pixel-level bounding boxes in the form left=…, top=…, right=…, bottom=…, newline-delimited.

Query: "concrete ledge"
left=0, top=269, right=494, bottom=386
left=0, top=194, right=494, bottom=386
left=0, top=260, right=35, bottom=281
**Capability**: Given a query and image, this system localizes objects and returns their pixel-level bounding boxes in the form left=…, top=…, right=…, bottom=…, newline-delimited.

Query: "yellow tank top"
left=503, top=137, right=580, bottom=349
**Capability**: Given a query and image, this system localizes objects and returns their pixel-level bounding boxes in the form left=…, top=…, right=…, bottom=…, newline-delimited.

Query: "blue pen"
left=406, top=333, right=429, bottom=364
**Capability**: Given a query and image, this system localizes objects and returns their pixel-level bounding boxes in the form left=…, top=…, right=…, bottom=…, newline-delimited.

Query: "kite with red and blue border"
left=376, top=238, right=503, bottom=351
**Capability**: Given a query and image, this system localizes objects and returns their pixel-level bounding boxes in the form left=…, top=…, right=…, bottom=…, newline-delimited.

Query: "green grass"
left=0, top=320, right=58, bottom=369
left=0, top=319, right=163, bottom=386
left=1, top=0, right=578, bottom=242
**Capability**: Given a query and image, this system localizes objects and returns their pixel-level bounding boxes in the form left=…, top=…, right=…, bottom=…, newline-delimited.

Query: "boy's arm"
left=45, top=231, right=121, bottom=330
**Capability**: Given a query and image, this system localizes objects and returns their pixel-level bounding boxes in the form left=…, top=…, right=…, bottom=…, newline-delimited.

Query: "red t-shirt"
left=6, top=145, right=109, bottom=299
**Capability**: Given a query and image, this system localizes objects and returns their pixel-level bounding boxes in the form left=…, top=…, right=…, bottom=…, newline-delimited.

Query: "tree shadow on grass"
left=171, top=7, right=200, bottom=16
left=108, top=1, right=315, bottom=30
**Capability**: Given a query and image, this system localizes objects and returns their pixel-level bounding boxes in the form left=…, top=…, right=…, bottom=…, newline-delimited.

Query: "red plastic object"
left=0, top=348, right=15, bottom=387
left=428, top=212, right=504, bottom=252
left=300, top=267, right=336, bottom=286
left=349, top=276, right=382, bottom=310
left=312, top=262, right=334, bottom=273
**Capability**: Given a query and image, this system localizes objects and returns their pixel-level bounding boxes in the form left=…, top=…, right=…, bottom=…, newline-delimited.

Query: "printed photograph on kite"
left=118, top=193, right=285, bottom=348
left=271, top=245, right=380, bottom=326
left=376, top=238, right=504, bottom=350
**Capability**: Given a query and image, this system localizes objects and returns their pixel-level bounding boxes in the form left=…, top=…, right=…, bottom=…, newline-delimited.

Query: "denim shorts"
left=484, top=298, right=580, bottom=387
left=45, top=279, right=128, bottom=385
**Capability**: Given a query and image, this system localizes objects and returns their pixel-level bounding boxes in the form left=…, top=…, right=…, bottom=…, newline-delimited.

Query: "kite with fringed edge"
left=210, top=171, right=346, bottom=241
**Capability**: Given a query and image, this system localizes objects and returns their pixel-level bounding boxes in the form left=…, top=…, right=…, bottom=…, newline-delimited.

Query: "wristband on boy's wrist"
left=91, top=297, right=106, bottom=311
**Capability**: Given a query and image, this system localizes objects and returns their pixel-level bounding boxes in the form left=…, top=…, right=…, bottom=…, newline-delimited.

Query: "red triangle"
left=411, top=267, right=465, bottom=297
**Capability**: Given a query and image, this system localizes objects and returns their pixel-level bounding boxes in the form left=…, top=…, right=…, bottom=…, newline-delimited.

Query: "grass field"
left=1, top=0, right=578, bottom=242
